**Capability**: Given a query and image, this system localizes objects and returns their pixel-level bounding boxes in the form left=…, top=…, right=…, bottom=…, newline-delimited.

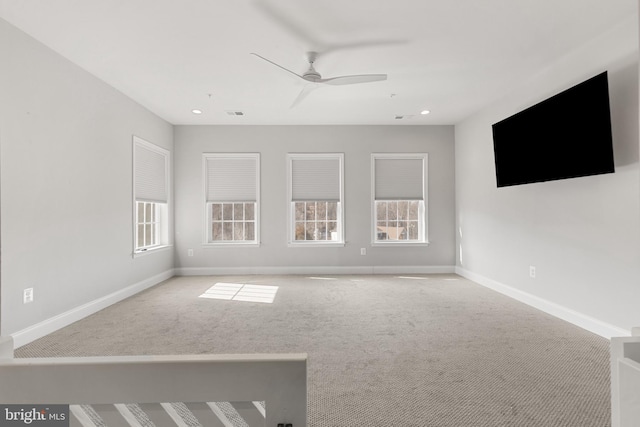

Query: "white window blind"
left=206, top=155, right=258, bottom=202
left=291, top=156, right=341, bottom=201
left=134, top=138, right=168, bottom=203
left=374, top=157, right=424, bottom=200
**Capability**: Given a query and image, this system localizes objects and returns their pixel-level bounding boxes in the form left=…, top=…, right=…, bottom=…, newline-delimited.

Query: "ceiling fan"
left=251, top=51, right=388, bottom=107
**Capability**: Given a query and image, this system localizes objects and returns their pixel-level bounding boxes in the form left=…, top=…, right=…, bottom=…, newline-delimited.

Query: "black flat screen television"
left=491, top=71, right=614, bottom=187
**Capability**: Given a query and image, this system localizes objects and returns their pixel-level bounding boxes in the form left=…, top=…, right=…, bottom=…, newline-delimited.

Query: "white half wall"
left=455, top=15, right=640, bottom=335
left=0, top=18, right=174, bottom=338
left=174, top=125, right=456, bottom=272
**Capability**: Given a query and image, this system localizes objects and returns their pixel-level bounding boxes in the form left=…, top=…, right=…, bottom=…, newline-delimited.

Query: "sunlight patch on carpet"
left=199, top=283, right=279, bottom=303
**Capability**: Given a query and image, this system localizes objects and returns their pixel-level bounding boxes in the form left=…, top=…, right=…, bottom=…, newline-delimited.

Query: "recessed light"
left=192, top=109, right=203, bottom=114
left=420, top=110, right=430, bottom=115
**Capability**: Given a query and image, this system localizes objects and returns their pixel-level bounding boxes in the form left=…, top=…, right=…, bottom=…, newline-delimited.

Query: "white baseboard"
left=175, top=265, right=455, bottom=276
left=12, top=269, right=175, bottom=348
left=455, top=267, right=629, bottom=339
left=372, top=265, right=455, bottom=274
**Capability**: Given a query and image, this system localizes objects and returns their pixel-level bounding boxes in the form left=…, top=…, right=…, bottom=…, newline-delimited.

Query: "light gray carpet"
left=16, top=274, right=611, bottom=426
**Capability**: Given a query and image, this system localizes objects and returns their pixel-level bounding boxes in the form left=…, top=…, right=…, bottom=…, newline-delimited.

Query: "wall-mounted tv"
left=491, top=71, right=614, bottom=187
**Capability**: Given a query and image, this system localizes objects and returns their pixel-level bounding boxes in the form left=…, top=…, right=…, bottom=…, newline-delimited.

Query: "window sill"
left=133, top=244, right=172, bottom=257
left=288, top=241, right=346, bottom=248
left=371, top=241, right=430, bottom=247
left=203, top=242, right=261, bottom=248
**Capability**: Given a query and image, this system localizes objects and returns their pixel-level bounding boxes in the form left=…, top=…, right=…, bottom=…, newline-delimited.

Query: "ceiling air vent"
left=226, top=111, right=244, bottom=116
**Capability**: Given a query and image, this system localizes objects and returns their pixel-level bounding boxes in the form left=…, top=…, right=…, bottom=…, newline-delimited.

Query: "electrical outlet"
left=188, top=249, right=194, bottom=257
left=360, top=248, right=366, bottom=255
left=529, top=266, right=536, bottom=278
left=23, top=288, right=34, bottom=304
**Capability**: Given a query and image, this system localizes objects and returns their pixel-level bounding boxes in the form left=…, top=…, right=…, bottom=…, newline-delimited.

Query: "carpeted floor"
left=16, top=274, right=611, bottom=426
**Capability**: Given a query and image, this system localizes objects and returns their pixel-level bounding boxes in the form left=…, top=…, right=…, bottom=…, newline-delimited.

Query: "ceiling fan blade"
left=290, top=84, right=318, bottom=108
left=250, top=53, right=305, bottom=81
left=252, top=0, right=324, bottom=49
left=320, top=74, right=387, bottom=86
left=323, top=39, right=407, bottom=56
left=253, top=1, right=405, bottom=56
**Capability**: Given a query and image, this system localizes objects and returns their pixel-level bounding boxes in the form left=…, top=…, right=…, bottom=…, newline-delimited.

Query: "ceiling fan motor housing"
left=303, top=66, right=322, bottom=82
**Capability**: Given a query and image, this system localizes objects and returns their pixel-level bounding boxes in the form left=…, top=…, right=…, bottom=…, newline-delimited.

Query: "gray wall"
left=0, top=19, right=174, bottom=336
left=174, top=125, right=455, bottom=273
left=455, top=16, right=640, bottom=334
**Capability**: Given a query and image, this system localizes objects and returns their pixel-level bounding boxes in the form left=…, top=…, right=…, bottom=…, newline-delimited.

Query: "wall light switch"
left=188, top=249, right=194, bottom=257
left=360, top=248, right=366, bottom=255
left=529, top=266, right=536, bottom=279
left=23, top=288, right=34, bottom=304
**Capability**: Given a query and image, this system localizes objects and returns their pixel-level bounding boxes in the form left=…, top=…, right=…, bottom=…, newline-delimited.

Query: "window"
left=375, top=200, right=421, bottom=241
left=136, top=201, right=159, bottom=248
left=133, top=136, right=170, bottom=253
left=210, top=202, right=256, bottom=241
left=204, top=153, right=260, bottom=245
left=288, top=153, right=344, bottom=246
left=294, top=201, right=339, bottom=241
left=372, top=153, right=428, bottom=245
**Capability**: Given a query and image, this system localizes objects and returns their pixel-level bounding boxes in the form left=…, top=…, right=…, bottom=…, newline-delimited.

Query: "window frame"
left=132, top=136, right=171, bottom=256
left=287, top=153, right=345, bottom=247
left=371, top=153, right=429, bottom=246
left=203, top=153, right=261, bottom=247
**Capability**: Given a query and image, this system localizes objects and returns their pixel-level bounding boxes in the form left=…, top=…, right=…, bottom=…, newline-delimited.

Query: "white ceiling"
left=0, top=0, right=636, bottom=125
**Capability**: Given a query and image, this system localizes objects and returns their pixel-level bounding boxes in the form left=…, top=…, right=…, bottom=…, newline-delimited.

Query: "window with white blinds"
left=372, top=153, right=428, bottom=245
left=133, top=136, right=170, bottom=252
left=204, top=153, right=260, bottom=245
left=288, top=153, right=344, bottom=245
